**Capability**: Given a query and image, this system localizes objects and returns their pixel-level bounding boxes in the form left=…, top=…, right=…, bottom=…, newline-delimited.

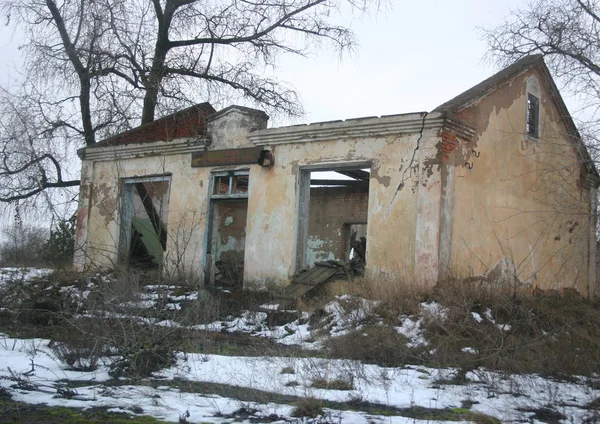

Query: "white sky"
left=0, top=0, right=566, bottom=127
left=273, top=0, right=533, bottom=125
left=0, top=0, right=585, bottom=225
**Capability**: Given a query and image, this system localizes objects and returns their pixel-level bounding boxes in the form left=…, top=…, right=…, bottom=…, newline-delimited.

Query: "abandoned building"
left=73, top=55, right=600, bottom=297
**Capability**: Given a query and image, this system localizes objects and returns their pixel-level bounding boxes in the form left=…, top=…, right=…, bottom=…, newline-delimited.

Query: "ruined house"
left=74, top=55, right=600, bottom=297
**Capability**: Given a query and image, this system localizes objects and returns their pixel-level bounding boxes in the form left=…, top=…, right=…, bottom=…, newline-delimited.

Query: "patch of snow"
left=0, top=267, right=54, bottom=284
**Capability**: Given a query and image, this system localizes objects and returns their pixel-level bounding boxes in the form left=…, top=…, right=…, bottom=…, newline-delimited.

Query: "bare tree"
left=483, top=0, right=600, bottom=240
left=483, top=0, right=600, bottom=128
left=0, top=0, right=383, bottom=203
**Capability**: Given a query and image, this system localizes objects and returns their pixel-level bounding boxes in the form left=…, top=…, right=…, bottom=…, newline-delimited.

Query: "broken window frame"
left=525, top=77, right=541, bottom=143
left=118, top=174, right=172, bottom=269
left=209, top=170, right=250, bottom=199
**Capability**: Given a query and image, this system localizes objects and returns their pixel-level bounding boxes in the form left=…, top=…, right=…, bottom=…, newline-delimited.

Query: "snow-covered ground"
left=0, top=333, right=598, bottom=423
left=0, top=267, right=53, bottom=284
left=0, top=268, right=598, bottom=423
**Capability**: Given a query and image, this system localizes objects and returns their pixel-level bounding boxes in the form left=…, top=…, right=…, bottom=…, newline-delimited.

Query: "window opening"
left=211, top=171, right=249, bottom=198
left=527, top=93, right=540, bottom=139
left=119, top=177, right=170, bottom=269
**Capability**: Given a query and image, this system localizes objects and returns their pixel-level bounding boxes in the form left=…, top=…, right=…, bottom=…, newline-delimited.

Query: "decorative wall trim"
left=249, top=112, right=448, bottom=146
left=79, top=137, right=209, bottom=161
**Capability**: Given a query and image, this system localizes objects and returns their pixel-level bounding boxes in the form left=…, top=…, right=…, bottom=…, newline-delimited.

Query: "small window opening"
left=211, top=171, right=249, bottom=198
left=526, top=93, right=540, bottom=139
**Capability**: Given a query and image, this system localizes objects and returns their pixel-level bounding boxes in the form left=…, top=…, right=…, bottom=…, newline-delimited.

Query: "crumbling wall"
left=245, top=116, right=444, bottom=287
left=80, top=150, right=211, bottom=278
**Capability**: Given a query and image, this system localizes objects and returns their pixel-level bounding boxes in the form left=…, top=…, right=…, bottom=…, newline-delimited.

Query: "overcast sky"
left=0, top=0, right=566, bottom=127
left=275, top=0, right=537, bottom=125
left=0, top=0, right=588, bottom=227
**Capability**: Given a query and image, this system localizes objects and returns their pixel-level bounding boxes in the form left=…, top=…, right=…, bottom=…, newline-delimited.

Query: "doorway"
left=296, top=164, right=370, bottom=272
left=119, top=176, right=171, bottom=269
left=206, top=171, right=249, bottom=289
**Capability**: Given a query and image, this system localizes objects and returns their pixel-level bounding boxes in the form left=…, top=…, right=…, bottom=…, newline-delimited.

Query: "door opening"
left=206, top=171, right=249, bottom=289
left=119, top=176, right=171, bottom=270
left=297, top=165, right=370, bottom=274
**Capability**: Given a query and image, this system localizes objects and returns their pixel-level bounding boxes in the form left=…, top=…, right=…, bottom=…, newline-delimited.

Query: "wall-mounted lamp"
left=257, top=150, right=275, bottom=168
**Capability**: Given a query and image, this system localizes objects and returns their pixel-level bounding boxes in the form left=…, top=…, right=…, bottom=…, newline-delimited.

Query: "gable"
left=435, top=56, right=599, bottom=184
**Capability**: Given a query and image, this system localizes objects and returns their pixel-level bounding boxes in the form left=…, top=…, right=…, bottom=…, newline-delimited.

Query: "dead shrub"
left=280, top=366, right=295, bottom=374
left=106, top=323, right=182, bottom=379
left=49, top=339, right=100, bottom=372
left=15, top=280, right=79, bottom=327
left=324, top=326, right=420, bottom=366
left=177, top=291, right=220, bottom=325
left=423, top=278, right=600, bottom=376
left=291, top=397, right=324, bottom=418
left=311, top=377, right=354, bottom=390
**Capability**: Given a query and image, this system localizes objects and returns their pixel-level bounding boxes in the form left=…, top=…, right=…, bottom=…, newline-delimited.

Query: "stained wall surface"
left=307, top=186, right=369, bottom=266
left=446, top=68, right=594, bottom=295
left=244, top=120, right=444, bottom=287
left=76, top=72, right=596, bottom=295
left=76, top=107, right=268, bottom=279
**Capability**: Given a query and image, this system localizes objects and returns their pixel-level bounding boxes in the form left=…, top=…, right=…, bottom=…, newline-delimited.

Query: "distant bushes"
left=0, top=216, right=75, bottom=268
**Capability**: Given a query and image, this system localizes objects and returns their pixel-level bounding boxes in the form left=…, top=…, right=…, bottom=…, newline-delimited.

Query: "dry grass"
left=291, top=397, right=324, bottom=418
left=311, top=377, right=354, bottom=390
left=324, top=326, right=420, bottom=366
left=426, top=278, right=600, bottom=376
left=319, top=274, right=600, bottom=377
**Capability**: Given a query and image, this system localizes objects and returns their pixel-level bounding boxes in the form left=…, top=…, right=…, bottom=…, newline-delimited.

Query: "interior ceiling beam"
left=334, top=170, right=370, bottom=181
left=309, top=179, right=369, bottom=186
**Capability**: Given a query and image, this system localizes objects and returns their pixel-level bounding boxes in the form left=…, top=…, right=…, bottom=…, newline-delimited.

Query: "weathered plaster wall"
left=307, top=186, right=369, bottom=265
left=245, top=119, right=443, bottom=287
left=207, top=107, right=268, bottom=150
left=447, top=68, right=593, bottom=295
left=211, top=201, right=248, bottom=264
left=77, top=107, right=269, bottom=278
left=82, top=151, right=212, bottom=276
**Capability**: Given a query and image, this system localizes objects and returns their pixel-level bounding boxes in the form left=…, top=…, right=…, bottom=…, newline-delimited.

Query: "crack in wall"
left=387, top=111, right=429, bottom=214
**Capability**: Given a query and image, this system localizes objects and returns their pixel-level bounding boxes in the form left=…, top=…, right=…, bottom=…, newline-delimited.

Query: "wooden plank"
left=280, top=283, right=313, bottom=299
left=293, top=265, right=339, bottom=286
left=191, top=147, right=262, bottom=167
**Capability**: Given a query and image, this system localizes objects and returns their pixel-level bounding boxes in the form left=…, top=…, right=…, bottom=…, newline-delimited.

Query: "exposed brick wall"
left=441, top=131, right=459, bottom=159
left=308, top=186, right=369, bottom=262
left=91, top=102, right=216, bottom=148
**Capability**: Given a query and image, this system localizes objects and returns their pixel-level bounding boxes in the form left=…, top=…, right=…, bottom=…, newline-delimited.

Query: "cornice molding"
left=78, top=137, right=209, bottom=162
left=248, top=112, right=447, bottom=146
left=442, top=118, right=477, bottom=141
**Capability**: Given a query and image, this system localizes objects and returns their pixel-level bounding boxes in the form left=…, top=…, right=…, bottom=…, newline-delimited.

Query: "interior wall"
left=306, top=186, right=368, bottom=266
